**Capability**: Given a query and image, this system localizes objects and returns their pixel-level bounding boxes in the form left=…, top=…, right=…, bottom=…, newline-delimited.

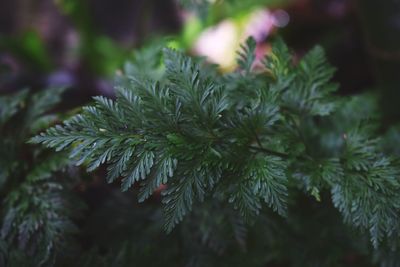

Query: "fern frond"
left=285, top=45, right=338, bottom=116
left=31, top=37, right=400, bottom=249
left=237, top=37, right=257, bottom=73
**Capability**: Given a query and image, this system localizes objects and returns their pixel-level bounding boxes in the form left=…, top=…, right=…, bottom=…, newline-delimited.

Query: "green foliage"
left=2, top=178, right=80, bottom=266
left=0, top=88, right=82, bottom=267
left=31, top=36, right=400, bottom=253
left=237, top=37, right=257, bottom=73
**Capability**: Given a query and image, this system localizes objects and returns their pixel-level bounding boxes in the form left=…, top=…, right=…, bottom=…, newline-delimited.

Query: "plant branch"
left=248, top=145, right=290, bottom=159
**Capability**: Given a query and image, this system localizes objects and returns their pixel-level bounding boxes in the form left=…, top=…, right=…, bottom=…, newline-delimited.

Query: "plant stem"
left=248, top=145, right=290, bottom=159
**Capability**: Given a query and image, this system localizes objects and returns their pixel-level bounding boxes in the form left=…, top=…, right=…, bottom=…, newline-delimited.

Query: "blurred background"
left=2, top=0, right=399, bottom=114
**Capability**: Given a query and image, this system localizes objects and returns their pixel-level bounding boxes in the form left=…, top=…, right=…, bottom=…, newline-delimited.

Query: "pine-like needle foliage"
left=32, top=37, right=400, bottom=250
